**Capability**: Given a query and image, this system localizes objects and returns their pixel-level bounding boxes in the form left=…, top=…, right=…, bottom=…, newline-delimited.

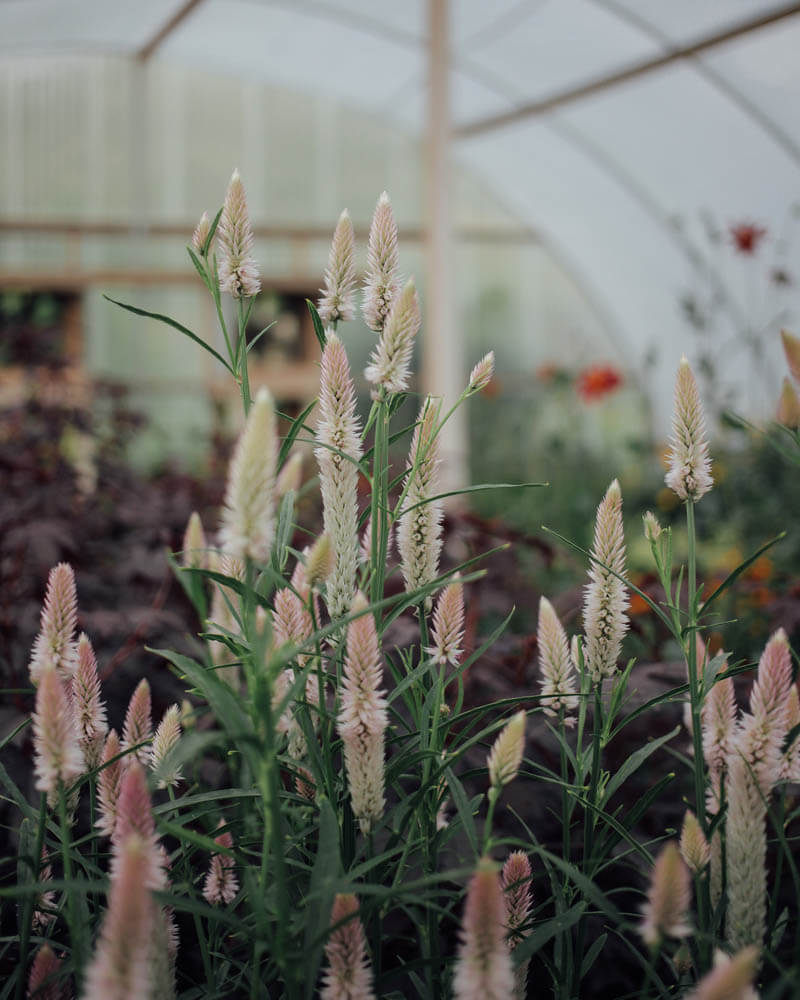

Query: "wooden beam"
left=0, top=270, right=325, bottom=291
left=137, top=0, right=205, bottom=61
left=455, top=3, right=800, bottom=139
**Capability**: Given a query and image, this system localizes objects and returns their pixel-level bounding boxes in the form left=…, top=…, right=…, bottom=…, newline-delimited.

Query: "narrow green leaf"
left=444, top=767, right=479, bottom=857
left=186, top=245, right=212, bottom=289
left=205, top=206, right=223, bottom=255
left=278, top=398, right=318, bottom=469
left=246, top=320, right=277, bottom=354
left=512, top=902, right=586, bottom=964
left=603, top=726, right=680, bottom=803
left=306, top=299, right=327, bottom=350
left=303, top=798, right=341, bottom=1000
left=700, top=533, right=786, bottom=614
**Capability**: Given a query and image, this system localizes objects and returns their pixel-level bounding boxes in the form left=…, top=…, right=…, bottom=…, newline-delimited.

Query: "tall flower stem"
left=574, top=685, right=603, bottom=995
left=237, top=297, right=252, bottom=416
left=58, top=781, right=84, bottom=985
left=685, top=500, right=706, bottom=830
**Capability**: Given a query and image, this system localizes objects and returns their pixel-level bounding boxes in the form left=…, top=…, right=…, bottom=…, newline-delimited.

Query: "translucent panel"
left=317, top=0, right=426, bottom=41
left=453, top=0, right=533, bottom=47
left=607, top=0, right=791, bottom=45
left=464, top=0, right=660, bottom=103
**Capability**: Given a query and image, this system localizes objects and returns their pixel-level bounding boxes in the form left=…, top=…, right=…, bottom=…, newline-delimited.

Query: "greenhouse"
left=1, top=2, right=799, bottom=999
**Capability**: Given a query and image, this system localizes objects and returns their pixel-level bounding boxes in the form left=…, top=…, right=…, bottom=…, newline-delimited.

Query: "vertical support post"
left=425, top=0, right=467, bottom=496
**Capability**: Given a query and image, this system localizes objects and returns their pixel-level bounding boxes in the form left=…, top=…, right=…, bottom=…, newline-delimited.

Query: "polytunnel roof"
left=3, top=0, right=800, bottom=424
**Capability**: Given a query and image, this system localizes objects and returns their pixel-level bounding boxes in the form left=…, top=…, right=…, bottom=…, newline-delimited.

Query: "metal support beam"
left=137, top=0, right=205, bottom=61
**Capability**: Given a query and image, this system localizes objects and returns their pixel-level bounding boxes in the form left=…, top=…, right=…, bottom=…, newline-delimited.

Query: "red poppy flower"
left=730, top=222, right=767, bottom=255
left=576, top=364, right=623, bottom=402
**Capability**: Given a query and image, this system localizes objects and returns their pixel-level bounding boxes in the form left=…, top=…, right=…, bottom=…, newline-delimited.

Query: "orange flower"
left=730, top=222, right=767, bottom=255
left=576, top=365, right=623, bottom=402
left=746, top=556, right=773, bottom=582
left=629, top=591, right=651, bottom=616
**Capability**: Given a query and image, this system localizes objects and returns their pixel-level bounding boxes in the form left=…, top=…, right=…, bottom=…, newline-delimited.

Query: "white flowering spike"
left=33, top=664, right=84, bottom=803
left=182, top=511, right=207, bottom=571
left=468, top=351, right=495, bottom=393
left=781, top=328, right=800, bottom=382
left=502, top=851, right=533, bottom=1000
left=220, top=387, right=278, bottom=563
left=217, top=169, right=260, bottom=298
left=487, top=711, right=526, bottom=790
left=321, top=894, right=375, bottom=1000
left=121, top=679, right=153, bottom=765
left=537, top=596, right=578, bottom=722
left=203, top=821, right=239, bottom=906
left=643, top=510, right=662, bottom=543
left=150, top=705, right=182, bottom=789
left=364, top=279, right=421, bottom=396
left=337, top=592, right=388, bottom=834
left=702, top=655, right=736, bottom=813
left=453, top=862, right=515, bottom=1000
left=583, top=480, right=629, bottom=683
left=665, top=356, right=713, bottom=502
left=319, top=209, right=357, bottom=326
left=397, top=399, right=443, bottom=608
left=362, top=191, right=399, bottom=333
left=97, top=729, right=124, bottom=837
left=680, top=810, right=710, bottom=874
left=685, top=947, right=759, bottom=1000
left=427, top=577, right=465, bottom=666
left=276, top=451, right=304, bottom=499
left=111, top=762, right=166, bottom=892
left=315, top=333, right=363, bottom=620
left=29, top=562, right=78, bottom=685
left=71, top=633, right=108, bottom=770
left=191, top=210, right=211, bottom=255
left=306, top=533, right=334, bottom=589
left=639, top=841, right=692, bottom=948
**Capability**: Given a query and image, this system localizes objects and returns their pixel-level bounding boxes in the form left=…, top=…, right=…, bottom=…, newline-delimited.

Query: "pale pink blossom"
left=191, top=210, right=211, bottom=256
left=685, top=947, right=759, bottom=1000
left=665, top=356, right=713, bottom=502
left=276, top=451, right=304, bottom=499
left=487, top=711, right=526, bottom=790
left=362, top=191, right=399, bottom=333
left=502, top=851, right=533, bottom=1000
left=679, top=810, right=710, bottom=874
left=33, top=664, right=84, bottom=802
left=29, top=563, right=78, bottom=684
left=111, top=762, right=165, bottom=891
left=777, top=376, right=800, bottom=428
left=453, top=863, right=515, bottom=1000
left=319, top=209, right=357, bottom=326
left=321, top=894, right=375, bottom=1000
left=182, top=511, right=207, bottom=570
left=203, top=821, right=239, bottom=906
left=27, top=944, right=65, bottom=1000
left=71, top=633, right=108, bottom=770
left=150, top=705, right=182, bottom=789
left=583, top=479, right=628, bottom=683
left=121, top=679, right=152, bottom=765
left=468, top=352, right=495, bottom=393
left=639, top=841, right=692, bottom=948
left=217, top=169, right=260, bottom=298
left=537, top=596, right=578, bottom=722
left=97, top=729, right=124, bottom=837
left=427, top=578, right=465, bottom=667
left=781, top=328, right=800, bottom=382
left=781, top=685, right=800, bottom=781
left=364, top=279, right=421, bottom=396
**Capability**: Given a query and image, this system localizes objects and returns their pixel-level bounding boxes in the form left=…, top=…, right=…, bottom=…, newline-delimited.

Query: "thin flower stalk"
left=639, top=841, right=692, bottom=949
left=537, top=596, right=578, bottom=722
left=32, top=665, right=84, bottom=804
left=453, top=862, right=515, bottom=1000
left=203, top=821, right=239, bottom=906
left=319, top=209, right=356, bottom=326
left=217, top=169, right=260, bottom=299
left=362, top=191, right=399, bottom=333
left=29, top=563, right=78, bottom=685
left=320, top=894, right=375, bottom=1000
left=121, top=679, right=153, bottom=766
left=583, top=480, right=628, bottom=683
left=364, top=279, right=421, bottom=396
left=71, top=633, right=108, bottom=771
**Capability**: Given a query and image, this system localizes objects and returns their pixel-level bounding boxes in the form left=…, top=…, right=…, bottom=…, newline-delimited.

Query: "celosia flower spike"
left=583, top=479, right=629, bottom=683
left=685, top=946, right=759, bottom=1000
left=220, top=386, right=278, bottom=563
left=777, top=376, right=800, bottom=427
left=665, top=356, right=713, bottom=502
left=217, top=168, right=260, bottom=298
left=702, top=656, right=736, bottom=812
left=150, top=705, right=183, bottom=789
left=487, top=711, right=526, bottom=790
left=33, top=664, right=84, bottom=802
left=321, top=894, right=376, bottom=1000
left=72, top=633, right=108, bottom=770
left=643, top=510, right=662, bottom=543
left=26, top=944, right=63, bottom=1000
left=319, top=209, right=356, bottom=326
left=182, top=511, right=207, bottom=570
left=191, top=210, right=211, bottom=255
left=468, top=352, right=495, bottom=393
left=111, top=761, right=165, bottom=891
left=121, top=678, right=153, bottom=765
left=427, top=577, right=465, bottom=666
left=537, top=596, right=578, bottom=722
left=97, top=729, right=124, bottom=837
left=680, top=810, right=710, bottom=874
left=315, top=332, right=363, bottom=619
left=502, top=851, right=533, bottom=1000
left=29, top=562, right=78, bottom=684
left=306, top=533, right=334, bottom=589
left=337, top=592, right=388, bottom=834
left=203, top=820, right=239, bottom=906
left=81, top=834, right=155, bottom=1000
left=362, top=191, right=399, bottom=333
left=781, top=328, right=800, bottom=382
left=276, top=451, right=304, bottom=499
left=397, top=399, right=443, bottom=608
left=364, top=278, right=421, bottom=396
left=453, top=861, right=515, bottom=1000
left=639, top=840, right=692, bottom=948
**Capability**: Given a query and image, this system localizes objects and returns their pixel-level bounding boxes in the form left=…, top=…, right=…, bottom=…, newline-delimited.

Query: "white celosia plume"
left=583, top=480, right=629, bottom=683
left=337, top=592, right=388, bottom=834
left=29, top=563, right=78, bottom=684
left=220, top=386, right=278, bottom=563
left=639, top=841, right=692, bottom=948
left=502, top=851, right=533, bottom=1000
left=665, top=356, right=713, bottom=502
left=427, top=577, right=465, bottom=666
left=685, top=947, right=759, bottom=1000
left=150, top=705, right=182, bottom=789
left=321, top=894, right=375, bottom=1000
left=362, top=191, right=399, bottom=333
left=71, top=633, right=108, bottom=770
left=203, top=821, right=239, bottom=906
left=468, top=352, right=495, bottom=393
left=679, top=810, right=710, bottom=874
left=487, top=711, right=526, bottom=790
left=364, top=279, right=421, bottom=396
left=182, top=511, right=207, bottom=570
left=537, top=596, right=578, bottom=722
left=319, top=209, right=356, bottom=326
left=397, top=399, right=443, bottom=608
left=191, top=210, right=211, bottom=255
left=276, top=451, right=304, bottom=499
left=781, top=328, right=800, bottom=382
left=97, top=729, right=124, bottom=838
left=217, top=169, right=260, bottom=298
left=453, top=862, right=515, bottom=1000
left=121, top=678, right=153, bottom=765
left=33, top=664, right=84, bottom=803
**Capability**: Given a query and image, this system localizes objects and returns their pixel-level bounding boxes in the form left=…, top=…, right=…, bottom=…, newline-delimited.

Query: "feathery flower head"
left=701, top=656, right=736, bottom=809
left=680, top=810, right=711, bottom=874
left=26, top=944, right=63, bottom=1000
left=665, top=356, right=713, bottom=502
left=33, top=664, right=84, bottom=801
left=362, top=191, right=399, bottom=333
left=81, top=833, right=155, bottom=1000
left=427, top=577, right=465, bottom=666
left=397, top=398, right=443, bottom=608
left=338, top=592, right=388, bottom=834
left=643, top=510, right=662, bottom=543
left=750, top=627, right=792, bottom=723
left=29, top=562, right=78, bottom=684
left=150, top=705, right=182, bottom=789
left=111, top=762, right=165, bottom=891
left=685, top=947, right=759, bottom=1000
left=777, top=376, right=800, bottom=428
left=191, top=210, right=211, bottom=255
left=639, top=840, right=692, bottom=948
left=726, top=748, right=770, bottom=952
left=203, top=820, right=239, bottom=906
left=121, top=678, right=153, bottom=765
left=72, top=632, right=108, bottom=770
left=468, top=352, right=495, bottom=393
left=583, top=479, right=629, bottom=683
left=453, top=860, right=515, bottom=1000
left=319, top=209, right=357, bottom=326
left=537, top=596, right=578, bottom=721
left=502, top=851, right=532, bottom=1000
left=321, top=894, right=375, bottom=1000
left=487, top=711, right=526, bottom=790
left=217, top=168, right=260, bottom=298
left=364, top=278, right=420, bottom=396
left=220, top=386, right=278, bottom=563
left=276, top=451, right=304, bottom=499
left=182, top=511, right=207, bottom=570
left=306, top=532, right=334, bottom=589
left=781, top=328, right=800, bottom=382
left=97, top=728, right=124, bottom=837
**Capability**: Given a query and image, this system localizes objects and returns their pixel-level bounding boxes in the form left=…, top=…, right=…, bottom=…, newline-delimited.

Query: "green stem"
left=483, top=787, right=499, bottom=854
left=58, top=783, right=84, bottom=985
left=237, top=297, right=252, bottom=416
left=574, top=685, right=603, bottom=995
left=685, top=500, right=707, bottom=832
left=369, top=399, right=389, bottom=607
left=15, top=796, right=47, bottom=1000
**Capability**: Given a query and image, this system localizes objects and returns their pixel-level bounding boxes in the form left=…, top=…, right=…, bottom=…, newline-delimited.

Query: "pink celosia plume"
left=320, top=894, right=375, bottom=1000
left=191, top=210, right=211, bottom=255
left=665, top=356, right=713, bottom=502
left=217, top=169, right=260, bottom=298
left=639, top=841, right=692, bottom=948
left=150, top=705, right=183, bottom=789
left=537, top=596, right=578, bottom=722
left=319, top=209, right=357, bottom=326
left=453, top=862, right=515, bottom=1000
left=362, top=191, right=399, bottom=333
left=781, top=328, right=800, bottom=383
left=121, top=679, right=153, bottom=765
left=111, top=762, right=165, bottom=891
left=29, top=563, right=78, bottom=684
left=33, top=664, right=84, bottom=802
left=427, top=577, right=465, bottom=667
left=502, top=851, right=533, bottom=1000
left=203, top=820, right=239, bottom=906
left=364, top=279, right=421, bottom=396
left=97, top=728, right=124, bottom=838
left=27, top=943, right=64, bottom=1000
left=71, top=633, right=108, bottom=770
left=468, top=352, right=495, bottom=393
left=685, top=947, right=759, bottom=1000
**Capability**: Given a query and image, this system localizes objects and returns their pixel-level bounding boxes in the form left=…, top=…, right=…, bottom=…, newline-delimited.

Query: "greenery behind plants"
left=3, top=178, right=800, bottom=1000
